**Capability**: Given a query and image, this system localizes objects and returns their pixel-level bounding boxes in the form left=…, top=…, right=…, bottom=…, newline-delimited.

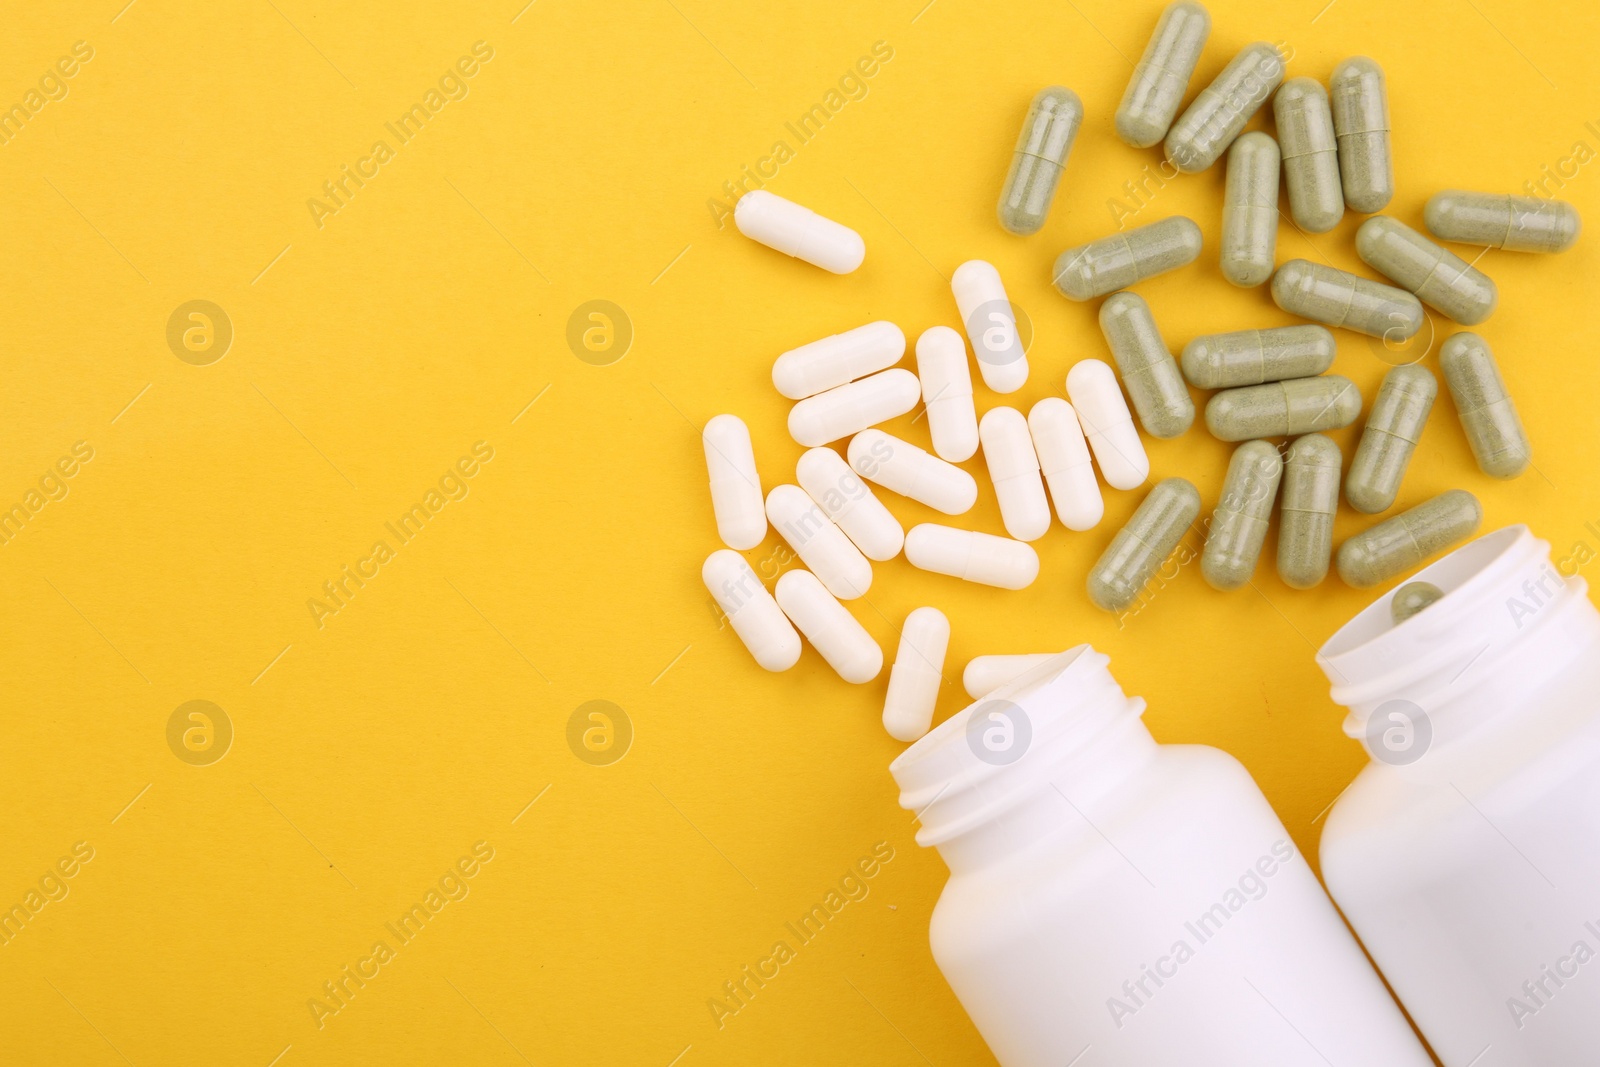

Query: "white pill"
left=702, top=550, right=800, bottom=672
left=774, top=570, right=882, bottom=683
left=1065, top=359, right=1150, bottom=491
left=903, top=524, right=1040, bottom=589
left=963, top=654, right=1055, bottom=699
left=773, top=321, right=906, bottom=400
left=795, top=447, right=904, bottom=561
left=952, top=260, right=1029, bottom=393
left=915, top=326, right=979, bottom=462
left=848, top=429, right=978, bottom=515
left=734, top=190, right=865, bottom=274
left=1028, top=398, right=1104, bottom=531
left=883, top=607, right=950, bottom=742
left=979, top=407, right=1051, bottom=542
left=765, top=484, right=872, bottom=600
left=702, top=414, right=765, bottom=550
left=787, top=369, right=921, bottom=447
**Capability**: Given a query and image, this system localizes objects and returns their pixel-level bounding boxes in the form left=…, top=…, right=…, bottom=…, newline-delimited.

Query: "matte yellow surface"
left=2, top=0, right=1597, bottom=1063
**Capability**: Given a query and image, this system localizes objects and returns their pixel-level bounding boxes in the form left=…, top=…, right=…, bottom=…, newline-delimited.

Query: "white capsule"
left=979, top=407, right=1051, bottom=542
left=772, top=321, right=906, bottom=400
left=915, top=326, right=979, bottom=462
left=734, top=190, right=865, bottom=274
left=963, top=653, right=1055, bottom=699
left=848, top=429, right=978, bottom=515
left=701, top=414, right=765, bottom=550
left=1066, top=359, right=1150, bottom=491
left=795, top=447, right=904, bottom=561
left=787, top=369, right=921, bottom=447
left=764, top=484, right=872, bottom=600
left=903, top=524, right=1040, bottom=589
left=883, top=607, right=950, bottom=742
left=774, top=570, right=882, bottom=683
left=1028, top=398, right=1104, bottom=531
left=952, top=260, right=1029, bottom=394
left=702, top=550, right=800, bottom=672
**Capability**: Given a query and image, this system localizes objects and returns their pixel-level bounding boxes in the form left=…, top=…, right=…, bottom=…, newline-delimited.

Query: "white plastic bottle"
left=1316, top=524, right=1600, bottom=1066
left=890, top=647, right=1430, bottom=1067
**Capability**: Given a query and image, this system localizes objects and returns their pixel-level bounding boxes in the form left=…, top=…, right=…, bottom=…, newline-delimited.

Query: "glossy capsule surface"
left=1425, top=191, right=1581, bottom=253
left=953, top=260, right=1028, bottom=393
left=883, top=606, right=949, bottom=742
left=734, top=190, right=865, bottom=274
left=772, top=321, right=905, bottom=400
left=904, top=524, right=1039, bottom=590
left=1345, top=365, right=1436, bottom=514
left=1087, top=478, right=1201, bottom=613
left=1220, top=132, right=1280, bottom=287
left=1165, top=42, right=1285, bottom=173
left=1181, top=325, right=1335, bottom=389
left=765, top=484, right=872, bottom=600
left=1098, top=292, right=1194, bottom=439
left=1205, top=375, right=1362, bottom=441
left=1202, top=440, right=1283, bottom=590
left=1028, top=398, right=1104, bottom=531
left=1390, top=581, right=1444, bottom=624
left=787, top=369, right=921, bottom=447
left=1355, top=216, right=1496, bottom=325
left=1330, top=57, right=1393, bottom=213
left=1336, top=489, right=1483, bottom=588
left=774, top=569, right=881, bottom=683
left=702, top=550, right=801, bottom=672
left=1275, top=78, right=1343, bottom=233
left=1277, top=433, right=1342, bottom=589
left=999, top=87, right=1083, bottom=236
left=1052, top=216, right=1203, bottom=302
left=1116, top=1, right=1211, bottom=148
left=1440, top=332, right=1530, bottom=479
left=916, top=325, right=979, bottom=462
left=1270, top=259, right=1424, bottom=340
left=980, top=407, right=1051, bottom=542
left=1066, top=359, right=1149, bottom=491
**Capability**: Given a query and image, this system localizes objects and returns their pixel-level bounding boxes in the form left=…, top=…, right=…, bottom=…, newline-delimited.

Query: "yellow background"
left=3, top=0, right=1597, bottom=1063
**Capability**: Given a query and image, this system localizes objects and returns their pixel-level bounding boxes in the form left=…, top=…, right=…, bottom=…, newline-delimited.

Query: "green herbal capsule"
left=1053, top=216, right=1203, bottom=301
left=1329, top=57, right=1393, bottom=214
left=1424, top=191, right=1581, bottom=253
left=1087, top=478, right=1201, bottom=613
left=1271, top=259, right=1424, bottom=340
left=1439, top=332, right=1530, bottom=479
left=1165, top=42, right=1285, bottom=173
left=1355, top=216, right=1497, bottom=325
left=1116, top=1, right=1211, bottom=148
left=1205, top=375, right=1362, bottom=442
left=1390, top=581, right=1444, bottom=623
left=1277, top=434, right=1342, bottom=589
left=998, top=87, right=1084, bottom=236
left=1182, top=325, right=1335, bottom=389
left=1345, top=365, right=1436, bottom=514
left=1274, top=78, right=1343, bottom=233
left=1337, top=489, right=1483, bottom=589
left=1220, top=132, right=1280, bottom=287
left=1099, top=292, right=1194, bottom=439
left=1202, top=440, right=1283, bottom=591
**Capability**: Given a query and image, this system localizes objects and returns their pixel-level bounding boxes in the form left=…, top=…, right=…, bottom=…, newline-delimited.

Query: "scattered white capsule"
left=883, top=607, right=950, bottom=742
left=904, top=524, right=1040, bottom=590
left=702, top=550, right=800, bottom=672
left=774, top=569, right=882, bottom=683
left=772, top=321, right=906, bottom=400
left=916, top=326, right=979, bottom=462
left=848, top=429, right=978, bottom=515
left=764, top=484, right=872, bottom=600
left=1066, top=359, right=1150, bottom=491
left=787, top=369, right=921, bottom=447
left=1029, top=398, right=1104, bottom=531
left=952, top=260, right=1029, bottom=394
left=796, top=447, right=904, bottom=562
left=734, top=190, right=865, bottom=274
left=963, top=654, right=1055, bottom=700
left=980, top=407, right=1051, bottom=542
left=702, top=414, right=765, bottom=551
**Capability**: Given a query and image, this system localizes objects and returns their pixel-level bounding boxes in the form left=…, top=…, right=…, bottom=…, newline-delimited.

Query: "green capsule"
left=1099, top=293, right=1194, bottom=439
left=1329, top=57, right=1393, bottom=214
left=998, top=87, right=1084, bottom=236
left=1439, top=332, right=1530, bottom=479
left=1220, top=132, right=1280, bottom=287
left=1182, top=325, right=1335, bottom=389
left=1271, top=259, right=1425, bottom=340
left=1277, top=434, right=1342, bottom=589
left=1355, top=216, right=1496, bottom=325
left=1345, top=365, right=1436, bottom=514
left=1425, top=191, right=1581, bottom=253
left=1274, top=78, right=1343, bottom=233
left=1165, top=42, right=1286, bottom=173
left=1053, top=216, right=1203, bottom=301
left=1087, top=478, right=1201, bottom=613
left=1116, top=1, right=1211, bottom=148
left=1390, top=581, right=1444, bottom=623
left=1202, top=441, right=1283, bottom=590
left=1337, top=489, right=1482, bottom=589
left=1205, top=375, right=1362, bottom=442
